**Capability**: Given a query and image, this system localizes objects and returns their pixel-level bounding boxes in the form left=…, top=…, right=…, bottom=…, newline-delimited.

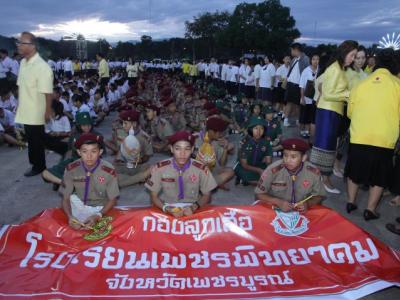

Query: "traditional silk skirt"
left=310, top=108, right=341, bottom=175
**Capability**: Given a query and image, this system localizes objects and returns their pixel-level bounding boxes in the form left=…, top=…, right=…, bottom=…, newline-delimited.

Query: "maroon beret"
left=206, top=117, right=228, bottom=132
left=117, top=104, right=132, bottom=112
left=281, top=138, right=309, bottom=153
left=207, top=108, right=219, bottom=116
left=75, top=133, right=103, bottom=149
left=168, top=131, right=196, bottom=146
left=119, top=110, right=140, bottom=122
left=203, top=102, right=216, bottom=110
left=146, top=104, right=160, bottom=115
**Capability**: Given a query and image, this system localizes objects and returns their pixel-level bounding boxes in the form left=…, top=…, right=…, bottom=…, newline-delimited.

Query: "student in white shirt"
left=299, top=54, right=319, bottom=139
left=0, top=102, right=25, bottom=147
left=283, top=43, right=310, bottom=127
left=244, top=60, right=256, bottom=101
left=0, top=88, right=18, bottom=113
left=259, top=55, right=276, bottom=105
left=239, top=59, right=250, bottom=95
left=227, top=60, right=239, bottom=96
left=273, top=55, right=291, bottom=113
left=254, top=57, right=264, bottom=101
left=45, top=100, right=71, bottom=137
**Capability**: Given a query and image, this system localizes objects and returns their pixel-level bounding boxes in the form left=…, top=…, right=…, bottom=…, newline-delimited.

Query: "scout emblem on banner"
left=271, top=209, right=309, bottom=237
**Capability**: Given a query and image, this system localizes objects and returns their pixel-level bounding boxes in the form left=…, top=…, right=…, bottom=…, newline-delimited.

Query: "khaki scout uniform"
left=164, top=111, right=187, bottom=132
left=63, top=159, right=120, bottom=207
left=150, top=117, right=174, bottom=142
left=145, top=158, right=217, bottom=204
left=254, top=160, right=326, bottom=203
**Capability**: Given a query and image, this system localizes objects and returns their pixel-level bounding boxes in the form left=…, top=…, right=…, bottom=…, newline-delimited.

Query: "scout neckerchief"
left=81, top=159, right=101, bottom=205
left=249, top=137, right=262, bottom=165
left=172, top=159, right=192, bottom=200
left=285, top=162, right=304, bottom=205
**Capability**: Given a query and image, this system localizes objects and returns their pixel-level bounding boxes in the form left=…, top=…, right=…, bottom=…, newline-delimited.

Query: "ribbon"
left=172, top=159, right=191, bottom=200
left=81, top=159, right=101, bottom=205
left=285, top=162, right=304, bottom=205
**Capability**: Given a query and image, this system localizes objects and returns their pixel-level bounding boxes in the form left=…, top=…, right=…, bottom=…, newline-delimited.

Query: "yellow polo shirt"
left=98, top=58, right=109, bottom=78
left=348, top=68, right=400, bottom=149
left=317, top=62, right=350, bottom=116
left=16, top=53, right=53, bottom=125
left=182, top=62, right=190, bottom=74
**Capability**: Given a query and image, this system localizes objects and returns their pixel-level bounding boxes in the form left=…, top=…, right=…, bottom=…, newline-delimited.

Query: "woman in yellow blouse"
left=310, top=40, right=358, bottom=194
left=345, top=50, right=400, bottom=220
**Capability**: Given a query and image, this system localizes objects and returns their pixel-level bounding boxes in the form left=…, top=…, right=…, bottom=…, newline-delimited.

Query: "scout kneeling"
left=255, top=138, right=325, bottom=213
left=62, top=133, right=120, bottom=229
left=145, top=131, right=217, bottom=218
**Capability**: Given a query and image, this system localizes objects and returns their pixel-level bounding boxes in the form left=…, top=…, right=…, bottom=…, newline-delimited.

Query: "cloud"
left=1, top=0, right=400, bottom=45
left=28, top=16, right=186, bottom=42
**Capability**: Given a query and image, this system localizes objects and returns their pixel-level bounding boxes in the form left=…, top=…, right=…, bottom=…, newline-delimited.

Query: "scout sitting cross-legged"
left=145, top=131, right=217, bottom=218
left=62, top=133, right=120, bottom=230
left=255, top=138, right=326, bottom=213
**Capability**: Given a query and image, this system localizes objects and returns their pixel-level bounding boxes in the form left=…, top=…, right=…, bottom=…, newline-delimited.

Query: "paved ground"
left=0, top=111, right=398, bottom=299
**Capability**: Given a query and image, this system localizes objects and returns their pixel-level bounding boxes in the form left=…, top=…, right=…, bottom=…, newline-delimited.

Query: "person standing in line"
left=309, top=40, right=358, bottom=194
left=15, top=32, right=54, bottom=177
left=97, top=52, right=110, bottom=91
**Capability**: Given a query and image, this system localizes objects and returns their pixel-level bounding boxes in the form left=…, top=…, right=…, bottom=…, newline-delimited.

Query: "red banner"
left=0, top=204, right=399, bottom=299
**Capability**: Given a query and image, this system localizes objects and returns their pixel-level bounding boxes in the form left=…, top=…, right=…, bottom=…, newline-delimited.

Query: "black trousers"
left=24, top=125, right=46, bottom=172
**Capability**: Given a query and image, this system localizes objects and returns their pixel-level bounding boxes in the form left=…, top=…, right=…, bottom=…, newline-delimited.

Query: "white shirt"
left=63, top=60, right=73, bottom=73
left=11, top=59, right=19, bottom=76
left=1, top=56, right=14, bottom=74
left=1, top=95, right=18, bottom=112
left=299, top=66, right=318, bottom=104
left=239, top=64, right=249, bottom=84
left=0, top=108, right=15, bottom=127
left=245, top=69, right=255, bottom=86
left=287, top=58, right=301, bottom=84
left=254, top=64, right=262, bottom=80
left=45, top=116, right=71, bottom=133
left=274, top=64, right=289, bottom=87
left=259, top=63, right=276, bottom=88
left=229, top=65, right=239, bottom=82
left=59, top=98, right=71, bottom=112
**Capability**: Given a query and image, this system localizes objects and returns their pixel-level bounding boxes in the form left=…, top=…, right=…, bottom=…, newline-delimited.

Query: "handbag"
left=304, top=80, right=315, bottom=98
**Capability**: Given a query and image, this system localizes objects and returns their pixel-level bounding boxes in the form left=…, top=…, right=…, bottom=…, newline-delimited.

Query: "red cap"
left=168, top=131, right=196, bottom=146
left=117, top=104, right=132, bottom=112
left=75, top=133, right=103, bottom=149
left=119, top=110, right=140, bottom=122
left=281, top=138, right=309, bottom=153
left=146, top=104, right=160, bottom=115
left=206, top=117, right=229, bottom=132
left=203, top=102, right=216, bottom=110
left=207, top=108, right=219, bottom=116
left=164, top=100, right=175, bottom=107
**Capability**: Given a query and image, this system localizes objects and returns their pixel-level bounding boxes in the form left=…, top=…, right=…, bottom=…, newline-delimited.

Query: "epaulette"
left=192, top=160, right=206, bottom=171
left=66, top=160, right=81, bottom=171
left=156, top=159, right=171, bottom=169
left=192, top=160, right=209, bottom=174
left=101, top=165, right=117, bottom=177
left=306, top=165, right=321, bottom=175
left=271, top=164, right=284, bottom=174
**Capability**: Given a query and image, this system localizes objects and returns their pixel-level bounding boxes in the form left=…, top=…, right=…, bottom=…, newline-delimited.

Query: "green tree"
left=185, top=11, right=230, bottom=57
left=224, top=0, right=300, bottom=56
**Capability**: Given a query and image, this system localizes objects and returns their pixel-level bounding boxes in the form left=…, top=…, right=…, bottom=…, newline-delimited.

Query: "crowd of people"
left=1, top=32, right=399, bottom=235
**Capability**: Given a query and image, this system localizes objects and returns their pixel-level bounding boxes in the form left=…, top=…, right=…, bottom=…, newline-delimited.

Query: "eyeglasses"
left=16, top=41, right=33, bottom=45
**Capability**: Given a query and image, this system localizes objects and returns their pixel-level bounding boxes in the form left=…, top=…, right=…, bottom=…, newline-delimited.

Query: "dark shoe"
left=385, top=223, right=400, bottom=235
left=363, top=209, right=380, bottom=221
left=52, top=183, right=60, bottom=191
left=24, top=169, right=42, bottom=177
left=346, top=203, right=358, bottom=214
left=396, top=217, right=400, bottom=224
left=235, top=177, right=240, bottom=185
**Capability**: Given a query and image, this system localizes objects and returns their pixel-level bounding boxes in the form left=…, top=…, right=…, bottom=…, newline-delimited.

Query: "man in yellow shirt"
left=15, top=32, right=54, bottom=177
left=345, top=49, right=400, bottom=220
left=96, top=53, right=109, bottom=90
